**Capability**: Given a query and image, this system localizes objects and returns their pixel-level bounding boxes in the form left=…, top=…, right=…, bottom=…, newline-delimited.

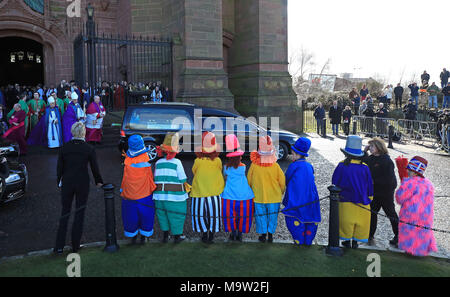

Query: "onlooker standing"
left=162, top=87, right=172, bottom=102
left=313, top=102, right=325, bottom=136
left=349, top=88, right=358, bottom=101
left=329, top=100, right=342, bottom=136
left=394, top=83, right=404, bottom=109
left=342, top=105, right=352, bottom=136
left=403, top=99, right=417, bottom=135
left=352, top=94, right=360, bottom=115
left=408, top=82, right=420, bottom=108
left=360, top=84, right=369, bottom=101
left=427, top=82, right=440, bottom=109
left=442, top=82, right=450, bottom=108
left=440, top=68, right=450, bottom=89
left=421, top=71, right=430, bottom=89
left=375, top=103, right=388, bottom=137
left=54, top=122, right=103, bottom=254
left=362, top=138, right=399, bottom=247
left=384, top=85, right=393, bottom=106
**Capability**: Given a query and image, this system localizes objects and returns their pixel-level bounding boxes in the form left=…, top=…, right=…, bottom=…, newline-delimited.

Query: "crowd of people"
left=0, top=79, right=173, bottom=112
left=0, top=84, right=107, bottom=155
left=53, top=125, right=437, bottom=258
left=0, top=79, right=173, bottom=155
left=313, top=68, right=450, bottom=137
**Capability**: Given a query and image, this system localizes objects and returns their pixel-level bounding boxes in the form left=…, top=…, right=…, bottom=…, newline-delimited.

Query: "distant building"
left=308, top=74, right=337, bottom=92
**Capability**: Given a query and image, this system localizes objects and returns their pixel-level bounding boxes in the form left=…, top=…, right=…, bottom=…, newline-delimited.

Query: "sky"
left=288, top=0, right=449, bottom=84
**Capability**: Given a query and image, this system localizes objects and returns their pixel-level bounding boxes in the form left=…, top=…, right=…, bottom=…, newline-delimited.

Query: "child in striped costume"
left=153, top=132, right=189, bottom=244
left=190, top=132, right=224, bottom=244
left=221, top=134, right=254, bottom=242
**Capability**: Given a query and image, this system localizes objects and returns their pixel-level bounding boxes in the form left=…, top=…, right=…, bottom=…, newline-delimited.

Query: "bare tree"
left=288, top=45, right=315, bottom=83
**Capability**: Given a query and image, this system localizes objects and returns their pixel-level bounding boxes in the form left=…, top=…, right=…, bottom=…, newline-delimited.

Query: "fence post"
left=326, top=185, right=343, bottom=256
left=388, top=125, right=394, bottom=149
left=103, top=183, right=119, bottom=252
left=352, top=118, right=357, bottom=135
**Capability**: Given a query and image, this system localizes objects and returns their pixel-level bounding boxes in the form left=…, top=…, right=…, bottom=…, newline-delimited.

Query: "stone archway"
left=0, top=0, right=72, bottom=86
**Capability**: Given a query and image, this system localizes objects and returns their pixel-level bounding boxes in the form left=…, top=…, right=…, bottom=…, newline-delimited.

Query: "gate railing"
left=73, top=25, right=173, bottom=106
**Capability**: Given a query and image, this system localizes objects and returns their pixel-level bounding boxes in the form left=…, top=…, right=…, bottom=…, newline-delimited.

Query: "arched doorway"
left=0, top=36, right=44, bottom=86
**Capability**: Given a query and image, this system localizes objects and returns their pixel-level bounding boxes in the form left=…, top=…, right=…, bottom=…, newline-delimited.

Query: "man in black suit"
left=329, top=100, right=342, bottom=136
left=393, top=83, right=404, bottom=109
left=54, top=122, right=103, bottom=254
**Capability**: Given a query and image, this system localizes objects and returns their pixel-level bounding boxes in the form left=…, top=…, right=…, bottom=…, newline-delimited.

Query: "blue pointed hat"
left=291, top=137, right=311, bottom=157
left=127, top=135, right=149, bottom=158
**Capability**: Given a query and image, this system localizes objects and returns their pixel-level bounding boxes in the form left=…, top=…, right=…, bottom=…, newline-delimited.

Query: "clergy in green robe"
left=27, top=92, right=46, bottom=135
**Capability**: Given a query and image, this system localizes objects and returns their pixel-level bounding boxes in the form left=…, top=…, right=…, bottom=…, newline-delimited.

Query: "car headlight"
left=5, top=173, right=21, bottom=183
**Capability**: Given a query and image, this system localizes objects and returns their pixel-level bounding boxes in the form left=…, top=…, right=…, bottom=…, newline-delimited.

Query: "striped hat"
left=406, top=156, right=428, bottom=177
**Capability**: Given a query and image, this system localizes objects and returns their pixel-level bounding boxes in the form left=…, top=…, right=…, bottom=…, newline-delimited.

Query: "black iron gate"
left=73, top=25, right=172, bottom=110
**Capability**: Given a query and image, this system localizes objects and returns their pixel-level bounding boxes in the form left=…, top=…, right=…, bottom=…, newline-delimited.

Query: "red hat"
left=201, top=131, right=218, bottom=153
left=225, top=134, right=244, bottom=157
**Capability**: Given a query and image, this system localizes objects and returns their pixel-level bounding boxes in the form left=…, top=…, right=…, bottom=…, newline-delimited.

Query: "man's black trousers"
left=55, top=183, right=90, bottom=251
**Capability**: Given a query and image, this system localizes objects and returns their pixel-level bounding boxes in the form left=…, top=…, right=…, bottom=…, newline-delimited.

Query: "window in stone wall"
left=24, top=0, right=44, bottom=14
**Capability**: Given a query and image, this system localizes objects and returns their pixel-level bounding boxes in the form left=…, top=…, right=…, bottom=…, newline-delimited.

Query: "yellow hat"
left=161, top=132, right=180, bottom=153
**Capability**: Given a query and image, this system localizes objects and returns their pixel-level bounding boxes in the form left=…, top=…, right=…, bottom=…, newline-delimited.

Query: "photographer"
left=403, top=99, right=417, bottom=135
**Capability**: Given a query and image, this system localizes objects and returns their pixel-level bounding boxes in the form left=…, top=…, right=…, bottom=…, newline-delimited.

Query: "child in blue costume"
left=221, top=134, right=254, bottom=242
left=282, top=137, right=321, bottom=245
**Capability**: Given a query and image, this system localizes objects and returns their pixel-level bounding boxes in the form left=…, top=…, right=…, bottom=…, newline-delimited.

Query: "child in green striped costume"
left=154, top=132, right=189, bottom=243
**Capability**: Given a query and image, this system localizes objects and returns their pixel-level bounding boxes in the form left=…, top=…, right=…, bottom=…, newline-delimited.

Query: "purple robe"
left=62, top=102, right=80, bottom=143
left=27, top=106, right=63, bottom=147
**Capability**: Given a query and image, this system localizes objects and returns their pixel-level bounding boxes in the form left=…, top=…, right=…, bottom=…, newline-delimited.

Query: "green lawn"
left=1, top=242, right=449, bottom=277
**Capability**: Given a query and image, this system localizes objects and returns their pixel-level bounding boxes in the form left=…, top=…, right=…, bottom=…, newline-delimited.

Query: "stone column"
left=164, top=0, right=234, bottom=111
left=229, top=0, right=301, bottom=133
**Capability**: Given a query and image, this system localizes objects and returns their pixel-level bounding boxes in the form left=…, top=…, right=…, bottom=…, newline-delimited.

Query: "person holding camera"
left=403, top=99, right=417, bottom=135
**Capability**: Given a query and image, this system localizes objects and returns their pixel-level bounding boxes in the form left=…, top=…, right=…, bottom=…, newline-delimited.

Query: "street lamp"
left=86, top=3, right=95, bottom=20
left=85, top=3, right=96, bottom=98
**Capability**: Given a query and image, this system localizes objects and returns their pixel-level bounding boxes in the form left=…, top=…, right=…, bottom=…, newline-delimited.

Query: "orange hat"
left=257, top=136, right=277, bottom=164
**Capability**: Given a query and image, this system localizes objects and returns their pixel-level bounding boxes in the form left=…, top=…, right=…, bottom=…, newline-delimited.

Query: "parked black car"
left=118, top=102, right=300, bottom=161
left=0, top=138, right=28, bottom=205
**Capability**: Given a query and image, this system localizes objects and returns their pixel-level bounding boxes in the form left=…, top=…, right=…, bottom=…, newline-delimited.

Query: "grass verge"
left=1, top=242, right=449, bottom=277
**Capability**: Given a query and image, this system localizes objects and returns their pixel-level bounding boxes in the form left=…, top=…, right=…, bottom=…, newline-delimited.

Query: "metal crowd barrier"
left=397, top=119, right=438, bottom=146
left=351, top=116, right=440, bottom=148
left=352, top=116, right=397, bottom=139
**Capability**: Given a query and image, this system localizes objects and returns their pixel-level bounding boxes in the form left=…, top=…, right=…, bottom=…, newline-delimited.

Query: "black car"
left=118, top=102, right=300, bottom=161
left=0, top=138, right=28, bottom=205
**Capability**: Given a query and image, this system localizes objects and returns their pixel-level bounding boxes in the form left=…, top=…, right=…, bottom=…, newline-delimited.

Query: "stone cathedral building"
left=0, top=0, right=301, bottom=132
